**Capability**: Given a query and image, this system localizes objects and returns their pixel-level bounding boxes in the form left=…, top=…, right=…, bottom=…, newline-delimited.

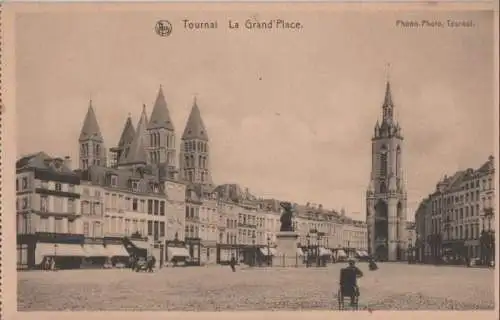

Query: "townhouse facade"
left=17, top=86, right=370, bottom=269
left=414, top=156, right=496, bottom=264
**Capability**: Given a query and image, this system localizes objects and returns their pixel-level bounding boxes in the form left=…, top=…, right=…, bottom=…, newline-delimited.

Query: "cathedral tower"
left=78, top=100, right=107, bottom=170
left=366, top=80, right=407, bottom=261
left=109, top=114, right=135, bottom=168
left=179, top=97, right=212, bottom=186
left=117, top=104, right=149, bottom=170
left=146, top=86, right=177, bottom=174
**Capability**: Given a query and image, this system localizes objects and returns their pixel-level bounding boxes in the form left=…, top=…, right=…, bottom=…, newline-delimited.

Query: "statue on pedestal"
left=279, top=201, right=295, bottom=232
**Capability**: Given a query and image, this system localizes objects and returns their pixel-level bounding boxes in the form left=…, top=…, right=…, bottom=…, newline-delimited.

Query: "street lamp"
left=252, top=234, right=256, bottom=267
left=267, top=236, right=271, bottom=266
left=316, top=233, right=323, bottom=267
left=53, top=244, right=58, bottom=271
left=306, top=233, right=311, bottom=267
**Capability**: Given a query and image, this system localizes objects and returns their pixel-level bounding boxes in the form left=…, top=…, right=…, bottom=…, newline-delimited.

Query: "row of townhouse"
left=16, top=153, right=369, bottom=269
left=414, top=155, right=496, bottom=264
left=16, top=86, right=368, bottom=269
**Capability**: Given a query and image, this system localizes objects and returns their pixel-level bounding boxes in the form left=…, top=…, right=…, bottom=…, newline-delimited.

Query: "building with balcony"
left=16, top=152, right=83, bottom=270
left=414, top=156, right=495, bottom=265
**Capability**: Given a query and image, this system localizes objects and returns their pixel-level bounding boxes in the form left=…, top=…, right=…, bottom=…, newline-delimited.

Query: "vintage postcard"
left=0, top=1, right=498, bottom=320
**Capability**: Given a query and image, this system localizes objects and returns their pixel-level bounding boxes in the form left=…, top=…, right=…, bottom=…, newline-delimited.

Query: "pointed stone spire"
left=148, top=85, right=175, bottom=131
left=79, top=100, right=104, bottom=141
left=382, top=64, right=394, bottom=122
left=122, top=105, right=148, bottom=165
left=117, top=114, right=136, bottom=147
left=182, top=97, right=208, bottom=141
left=383, top=81, right=393, bottom=107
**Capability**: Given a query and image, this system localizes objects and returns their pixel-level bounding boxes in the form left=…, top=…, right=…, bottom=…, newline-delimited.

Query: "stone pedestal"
left=272, top=231, right=301, bottom=267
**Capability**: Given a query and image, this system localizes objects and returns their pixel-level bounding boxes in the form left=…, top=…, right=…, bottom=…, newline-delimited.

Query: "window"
left=22, top=177, right=28, bottom=190
left=68, top=184, right=75, bottom=193
left=53, top=197, right=63, bottom=212
left=153, top=221, right=159, bottom=240
left=148, top=221, right=153, bottom=236
left=154, top=200, right=159, bottom=215
left=54, top=218, right=63, bottom=233
left=147, top=200, right=153, bottom=214
left=160, top=222, right=165, bottom=237
left=39, top=217, right=49, bottom=233
left=22, top=197, right=29, bottom=210
left=68, top=199, right=75, bottom=213
left=68, top=220, right=75, bottom=234
left=40, top=196, right=48, bottom=212
left=16, top=179, right=19, bottom=191
left=133, top=198, right=138, bottom=211
left=160, top=201, right=165, bottom=216
left=110, top=175, right=118, bottom=187
left=186, top=206, right=190, bottom=218
left=55, top=183, right=62, bottom=192
left=132, top=181, right=139, bottom=191
left=380, top=150, right=388, bottom=177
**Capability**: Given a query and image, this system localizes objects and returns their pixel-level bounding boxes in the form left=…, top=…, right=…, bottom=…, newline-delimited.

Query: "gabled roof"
left=147, top=86, right=175, bottom=131
left=477, top=156, right=494, bottom=174
left=79, top=100, right=104, bottom=142
left=117, top=115, right=136, bottom=148
left=16, top=152, right=79, bottom=183
left=182, top=98, right=208, bottom=141
left=16, top=152, right=52, bottom=170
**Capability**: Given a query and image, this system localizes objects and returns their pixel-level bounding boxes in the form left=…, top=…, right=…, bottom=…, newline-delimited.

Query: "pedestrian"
left=43, top=257, right=50, bottom=271
left=230, top=255, right=237, bottom=272
left=50, top=257, right=56, bottom=271
left=151, top=255, right=156, bottom=271
left=368, top=258, right=378, bottom=271
left=130, top=255, right=136, bottom=271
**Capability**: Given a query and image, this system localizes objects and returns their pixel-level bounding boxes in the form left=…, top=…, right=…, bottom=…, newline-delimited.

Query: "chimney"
left=64, top=156, right=72, bottom=170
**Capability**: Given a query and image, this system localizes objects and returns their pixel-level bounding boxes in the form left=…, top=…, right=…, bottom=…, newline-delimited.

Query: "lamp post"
left=53, top=244, right=58, bottom=271
left=408, top=238, right=413, bottom=264
left=252, top=234, right=256, bottom=267
left=306, top=233, right=311, bottom=268
left=316, top=232, right=323, bottom=267
left=267, top=236, right=271, bottom=266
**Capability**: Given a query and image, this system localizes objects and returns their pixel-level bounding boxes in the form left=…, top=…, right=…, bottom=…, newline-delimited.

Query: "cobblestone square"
left=18, top=263, right=495, bottom=311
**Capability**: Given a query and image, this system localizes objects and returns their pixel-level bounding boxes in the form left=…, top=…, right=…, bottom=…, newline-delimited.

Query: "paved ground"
left=18, top=262, right=495, bottom=311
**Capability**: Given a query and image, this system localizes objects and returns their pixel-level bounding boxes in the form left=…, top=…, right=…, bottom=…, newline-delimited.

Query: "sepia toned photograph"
left=1, top=2, right=498, bottom=315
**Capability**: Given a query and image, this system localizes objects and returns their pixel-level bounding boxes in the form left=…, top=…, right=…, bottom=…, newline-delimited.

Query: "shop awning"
left=259, top=247, right=278, bottom=256
left=167, top=247, right=190, bottom=258
left=355, top=250, right=365, bottom=257
left=130, top=240, right=149, bottom=250
left=105, top=244, right=130, bottom=257
left=35, top=243, right=86, bottom=264
left=361, top=251, right=369, bottom=257
left=336, top=249, right=347, bottom=257
left=318, top=247, right=331, bottom=256
left=297, top=248, right=304, bottom=256
left=83, top=244, right=108, bottom=257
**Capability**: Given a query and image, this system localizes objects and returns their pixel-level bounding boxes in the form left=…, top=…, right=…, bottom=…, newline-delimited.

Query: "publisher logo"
left=155, top=20, right=173, bottom=37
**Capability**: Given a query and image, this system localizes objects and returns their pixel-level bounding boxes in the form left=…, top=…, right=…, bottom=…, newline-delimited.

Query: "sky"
left=15, top=8, right=495, bottom=221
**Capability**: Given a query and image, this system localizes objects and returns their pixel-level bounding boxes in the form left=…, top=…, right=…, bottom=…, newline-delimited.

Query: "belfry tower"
left=366, top=77, right=407, bottom=261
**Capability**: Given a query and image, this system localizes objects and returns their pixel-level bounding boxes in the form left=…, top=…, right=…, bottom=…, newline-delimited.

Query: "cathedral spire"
left=117, top=114, right=136, bottom=148
left=79, top=100, right=104, bottom=142
left=121, top=105, right=148, bottom=165
left=147, top=85, right=175, bottom=131
left=182, top=97, right=208, bottom=141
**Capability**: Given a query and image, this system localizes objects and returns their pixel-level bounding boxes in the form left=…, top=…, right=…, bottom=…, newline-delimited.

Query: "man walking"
left=229, top=255, right=237, bottom=272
